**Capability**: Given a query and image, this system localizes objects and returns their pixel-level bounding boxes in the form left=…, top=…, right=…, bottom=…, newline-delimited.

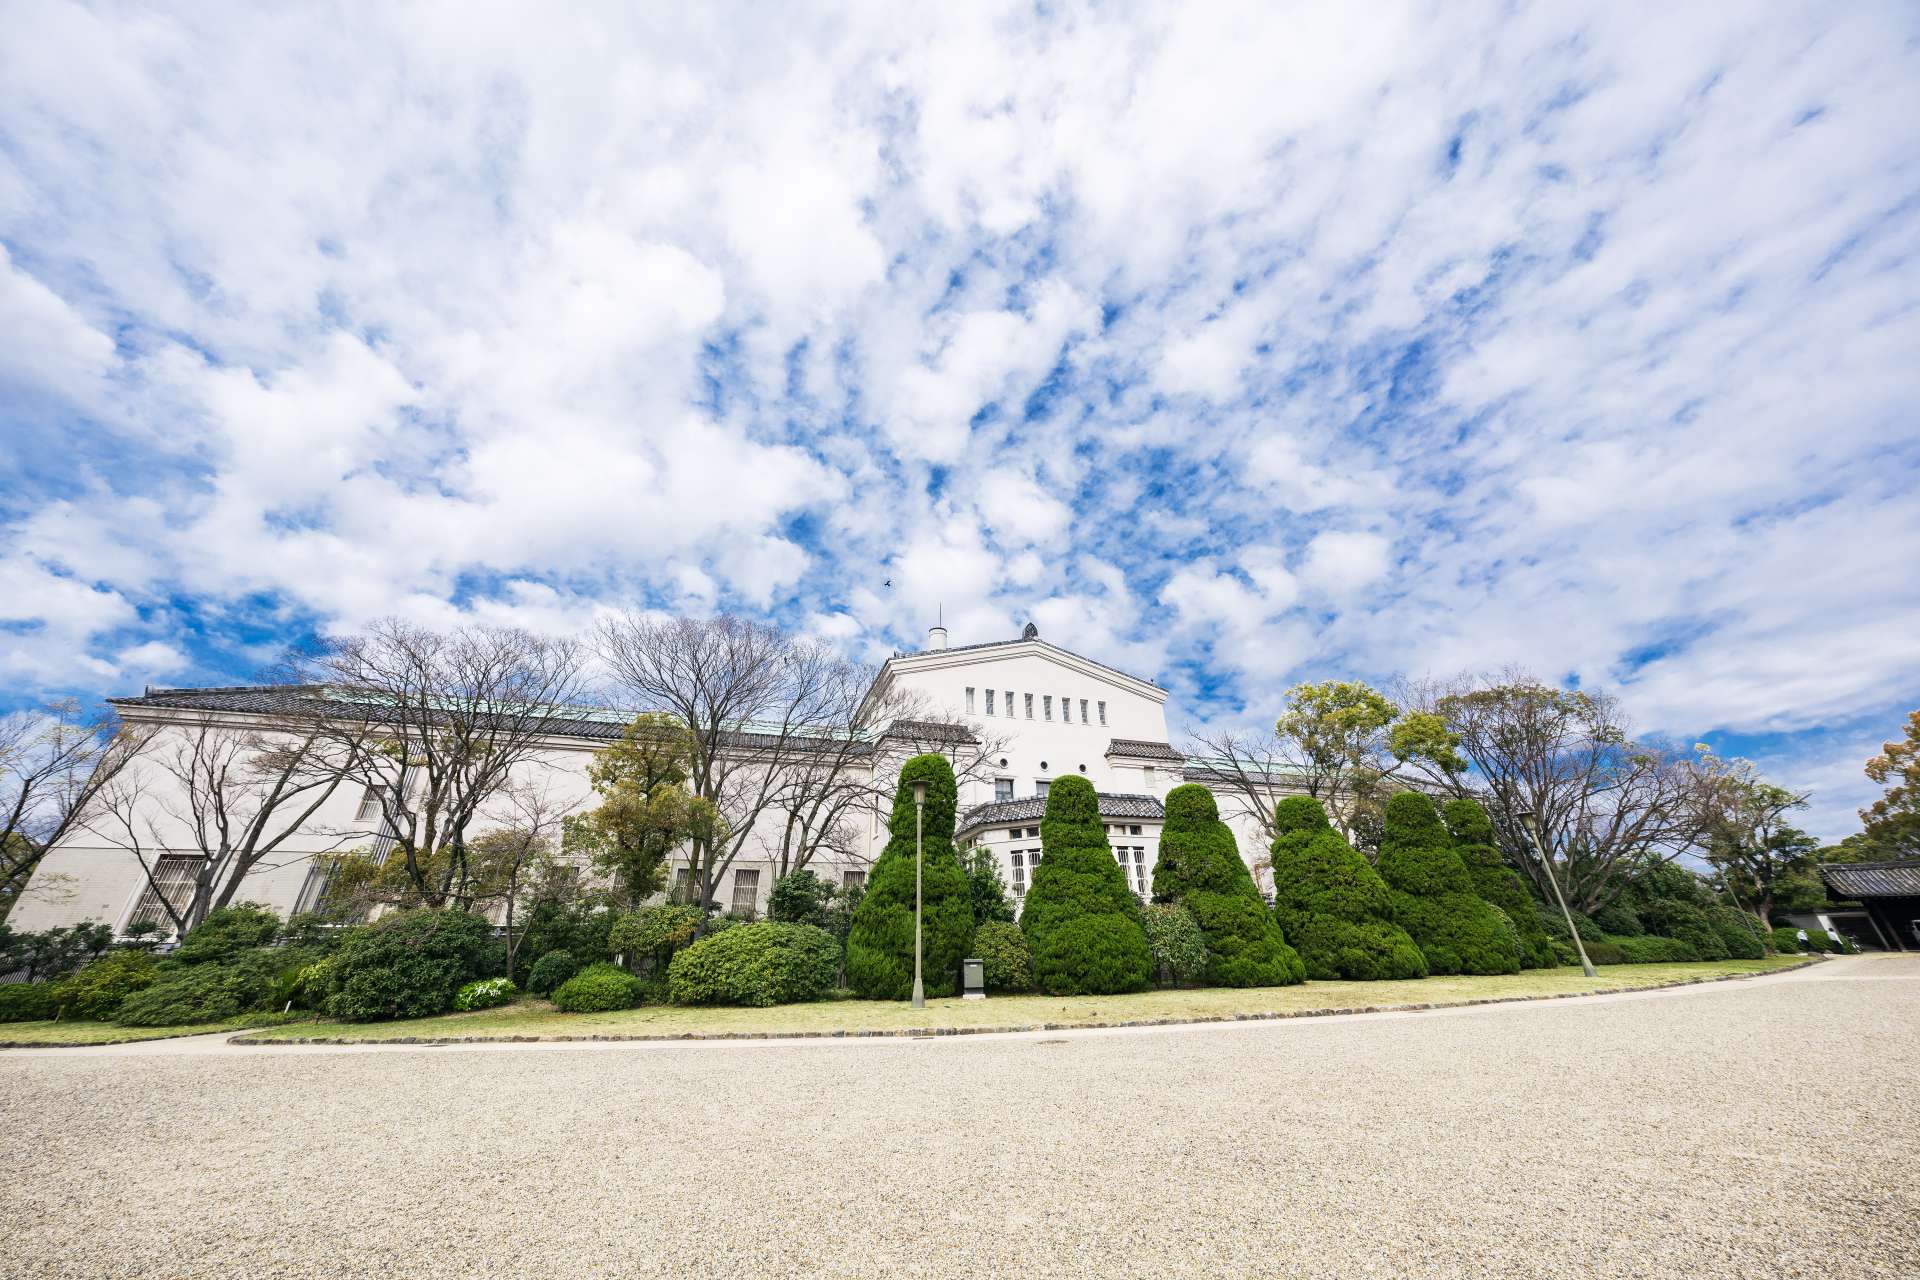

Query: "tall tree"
left=1442, top=798, right=1558, bottom=969
left=1268, top=796, right=1427, bottom=981
left=1020, top=774, right=1152, bottom=995
left=1694, top=752, right=1819, bottom=926
left=0, top=701, right=154, bottom=918
left=311, top=618, right=590, bottom=907
left=1859, top=710, right=1920, bottom=857
left=1397, top=670, right=1716, bottom=912
left=1377, top=791, right=1522, bottom=976
left=562, top=713, right=722, bottom=909
left=1152, top=783, right=1302, bottom=987
left=844, top=754, right=974, bottom=999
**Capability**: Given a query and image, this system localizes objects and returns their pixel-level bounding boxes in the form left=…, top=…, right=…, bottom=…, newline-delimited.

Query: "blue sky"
left=2, top=2, right=1917, bottom=840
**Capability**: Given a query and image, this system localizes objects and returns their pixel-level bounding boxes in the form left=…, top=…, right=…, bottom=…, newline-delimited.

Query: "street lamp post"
left=1516, top=805, right=1596, bottom=978
left=911, top=779, right=927, bottom=1010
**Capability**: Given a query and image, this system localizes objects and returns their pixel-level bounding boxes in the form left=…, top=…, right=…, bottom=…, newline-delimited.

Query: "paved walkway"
left=1, top=954, right=1914, bottom=1278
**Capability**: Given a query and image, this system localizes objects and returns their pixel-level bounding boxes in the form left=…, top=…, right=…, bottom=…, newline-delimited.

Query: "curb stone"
left=218, top=959, right=1817, bottom=1050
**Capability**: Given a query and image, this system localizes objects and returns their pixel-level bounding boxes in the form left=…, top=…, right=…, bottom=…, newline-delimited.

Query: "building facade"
left=10, top=622, right=1297, bottom=936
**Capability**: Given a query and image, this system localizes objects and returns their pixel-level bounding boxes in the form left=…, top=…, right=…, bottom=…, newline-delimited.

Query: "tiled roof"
left=1819, top=860, right=1920, bottom=898
left=891, top=628, right=1164, bottom=691
left=1105, top=738, right=1185, bottom=762
left=108, top=685, right=880, bottom=756
left=958, top=790, right=1165, bottom=834
left=885, top=718, right=979, bottom=744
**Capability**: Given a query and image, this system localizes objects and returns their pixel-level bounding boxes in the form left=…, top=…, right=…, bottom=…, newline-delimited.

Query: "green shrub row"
left=667, top=922, right=840, bottom=1007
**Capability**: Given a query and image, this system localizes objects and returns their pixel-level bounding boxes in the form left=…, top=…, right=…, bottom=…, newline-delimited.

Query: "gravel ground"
left=2, top=954, right=1914, bottom=1280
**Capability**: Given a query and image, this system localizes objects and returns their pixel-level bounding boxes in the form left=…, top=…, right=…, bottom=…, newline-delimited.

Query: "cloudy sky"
left=2, top=2, right=1916, bottom=838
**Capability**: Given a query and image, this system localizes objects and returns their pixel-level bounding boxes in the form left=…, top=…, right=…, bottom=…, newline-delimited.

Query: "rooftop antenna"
left=927, top=604, right=948, bottom=652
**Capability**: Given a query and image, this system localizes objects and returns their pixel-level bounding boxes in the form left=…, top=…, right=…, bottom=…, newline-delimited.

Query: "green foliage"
left=970, top=920, right=1032, bottom=992
left=846, top=755, right=975, bottom=999
left=1638, top=898, right=1731, bottom=961
left=1269, top=797, right=1428, bottom=981
left=174, top=904, right=282, bottom=964
left=1770, top=926, right=1801, bottom=953
left=963, top=848, right=1016, bottom=925
left=1443, top=800, right=1560, bottom=970
left=527, top=949, right=578, bottom=996
left=1019, top=775, right=1152, bottom=996
left=552, top=962, right=641, bottom=1012
left=0, top=982, right=57, bottom=1022
left=1707, top=905, right=1766, bottom=959
left=1141, top=903, right=1209, bottom=985
left=1537, top=904, right=1602, bottom=944
left=767, top=870, right=835, bottom=927
left=114, top=950, right=285, bottom=1026
left=0, top=922, right=114, bottom=982
left=511, top=900, right=615, bottom=984
left=1378, top=792, right=1522, bottom=976
left=454, top=977, right=517, bottom=1010
left=1591, top=904, right=1644, bottom=937
left=1153, top=784, right=1302, bottom=986
left=608, top=904, right=704, bottom=969
left=667, top=922, right=840, bottom=1006
left=1579, top=939, right=1627, bottom=965
left=563, top=713, right=722, bottom=907
left=53, top=950, right=161, bottom=1019
left=1609, top=935, right=1699, bottom=964
left=1803, top=928, right=1837, bottom=953
left=319, top=909, right=494, bottom=1022
left=1860, top=709, right=1920, bottom=857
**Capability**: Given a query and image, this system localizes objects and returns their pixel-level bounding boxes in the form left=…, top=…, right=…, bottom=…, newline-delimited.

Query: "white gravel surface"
left=2, top=955, right=1915, bottom=1280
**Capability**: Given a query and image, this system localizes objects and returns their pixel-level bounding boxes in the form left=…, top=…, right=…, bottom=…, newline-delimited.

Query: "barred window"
left=124, top=855, right=201, bottom=935
left=1024, top=693, right=1034, bottom=719
left=355, top=784, right=385, bottom=824
left=1043, top=695, right=1053, bottom=721
left=672, top=867, right=693, bottom=903
left=986, top=689, right=996, bottom=716
left=293, top=858, right=337, bottom=915
left=842, top=869, right=867, bottom=892
left=965, top=687, right=976, bottom=714
left=730, top=869, right=762, bottom=917
left=1080, top=699, right=1089, bottom=724
left=1097, top=701, right=1107, bottom=726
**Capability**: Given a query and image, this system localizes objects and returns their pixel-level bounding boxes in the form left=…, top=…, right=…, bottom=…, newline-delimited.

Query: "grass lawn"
left=0, top=1019, right=247, bottom=1047
left=231, top=956, right=1807, bottom=1044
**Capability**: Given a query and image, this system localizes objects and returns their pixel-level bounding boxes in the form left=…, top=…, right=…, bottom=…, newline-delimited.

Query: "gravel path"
left=2, top=954, right=1914, bottom=1279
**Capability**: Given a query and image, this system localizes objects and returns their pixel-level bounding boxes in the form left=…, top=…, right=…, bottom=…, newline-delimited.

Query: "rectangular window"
left=292, top=858, right=337, bottom=916
left=1004, top=691, right=1013, bottom=719
left=1011, top=851, right=1026, bottom=893
left=986, top=689, right=996, bottom=716
left=1129, top=824, right=1143, bottom=836
left=1143, top=766, right=1156, bottom=790
left=966, top=687, right=976, bottom=713
left=1035, top=780, right=1050, bottom=798
left=1080, top=699, right=1089, bottom=724
left=1024, top=693, right=1034, bottom=719
left=355, top=784, right=385, bottom=824
left=124, top=855, right=201, bottom=935
left=995, top=778, right=1014, bottom=803
left=1043, top=695, right=1052, bottom=721
left=842, top=869, right=867, bottom=892
left=1061, top=693, right=1071, bottom=721
left=730, top=869, right=761, bottom=917
left=1098, top=701, right=1107, bottom=726
left=672, top=867, right=692, bottom=903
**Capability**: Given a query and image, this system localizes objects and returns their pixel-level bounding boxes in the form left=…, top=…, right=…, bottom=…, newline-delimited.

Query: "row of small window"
left=965, top=688, right=1105, bottom=725
left=670, top=867, right=867, bottom=916
left=1007, top=845, right=1151, bottom=899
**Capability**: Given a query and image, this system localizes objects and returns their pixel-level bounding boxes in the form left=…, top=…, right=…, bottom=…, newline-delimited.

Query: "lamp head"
left=910, top=780, right=928, bottom=805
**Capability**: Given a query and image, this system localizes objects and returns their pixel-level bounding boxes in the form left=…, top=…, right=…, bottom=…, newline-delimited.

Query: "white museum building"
left=10, top=623, right=1291, bottom=937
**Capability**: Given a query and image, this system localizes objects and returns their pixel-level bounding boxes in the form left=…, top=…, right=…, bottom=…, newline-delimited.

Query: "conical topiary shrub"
left=846, top=754, right=975, bottom=999
left=1378, top=792, right=1522, bottom=976
left=1268, top=796, right=1427, bottom=981
left=1020, top=774, right=1153, bottom=995
left=1153, top=784, right=1303, bottom=987
left=1442, top=799, right=1559, bottom=969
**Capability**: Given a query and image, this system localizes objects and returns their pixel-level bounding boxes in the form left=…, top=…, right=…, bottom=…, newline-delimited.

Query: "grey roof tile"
left=1104, top=737, right=1185, bottom=762
left=958, top=791, right=1164, bottom=834
left=1818, top=860, right=1920, bottom=898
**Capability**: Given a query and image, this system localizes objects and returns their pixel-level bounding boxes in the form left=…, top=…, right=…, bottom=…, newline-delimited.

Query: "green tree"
left=1378, top=792, right=1522, bottom=975
left=1152, top=784, right=1302, bottom=987
left=1442, top=800, right=1559, bottom=969
left=1020, top=774, right=1153, bottom=995
left=1860, top=710, right=1920, bottom=857
left=1268, top=796, right=1427, bottom=981
left=563, top=713, right=724, bottom=909
left=845, top=755, right=975, bottom=999
left=963, top=848, right=1016, bottom=925
left=767, top=868, right=836, bottom=927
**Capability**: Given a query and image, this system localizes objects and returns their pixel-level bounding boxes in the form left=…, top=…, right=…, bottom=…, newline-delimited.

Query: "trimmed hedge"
left=0, top=982, right=57, bottom=1022
left=527, top=949, right=578, bottom=996
left=319, top=909, right=494, bottom=1023
left=1153, top=785, right=1303, bottom=987
left=1141, top=903, right=1209, bottom=985
left=1578, top=939, right=1627, bottom=965
left=114, top=950, right=282, bottom=1026
left=1708, top=906, right=1767, bottom=960
left=1609, top=935, right=1699, bottom=964
left=53, top=950, right=161, bottom=1020
left=1638, top=898, right=1731, bottom=962
left=552, top=963, right=641, bottom=1013
left=1269, top=796, right=1427, bottom=982
left=668, top=922, right=840, bottom=1007
left=1020, top=775, right=1153, bottom=996
left=1443, top=800, right=1559, bottom=969
left=174, top=904, right=281, bottom=964
left=1770, top=926, right=1801, bottom=954
left=846, top=754, right=975, bottom=999
left=1591, top=904, right=1645, bottom=937
left=1378, top=793, right=1522, bottom=976
left=971, top=920, right=1033, bottom=992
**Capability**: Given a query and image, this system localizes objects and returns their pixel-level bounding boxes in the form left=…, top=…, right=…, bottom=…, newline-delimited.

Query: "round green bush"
left=608, top=905, right=703, bottom=966
left=1443, top=800, right=1560, bottom=969
left=1020, top=775, right=1152, bottom=996
left=1153, top=785, right=1302, bottom=987
left=552, top=963, right=641, bottom=1012
left=1707, top=906, right=1766, bottom=960
left=1270, top=796, right=1427, bottom=982
left=319, top=909, right=494, bottom=1022
left=1610, top=935, right=1699, bottom=964
left=971, top=920, right=1033, bottom=992
left=527, top=949, right=578, bottom=996
left=667, top=922, right=839, bottom=1007
left=174, top=904, right=281, bottom=964
left=1803, top=927, right=1836, bottom=953
left=54, top=950, right=162, bottom=1020
left=1378, top=793, right=1521, bottom=976
left=454, top=977, right=517, bottom=1010
left=0, top=982, right=57, bottom=1022
left=846, top=754, right=975, bottom=999
left=1591, top=903, right=1645, bottom=937
left=1640, top=899, right=1731, bottom=961
left=1770, top=926, right=1801, bottom=954
left=114, top=950, right=283, bottom=1026
left=1141, top=903, right=1209, bottom=985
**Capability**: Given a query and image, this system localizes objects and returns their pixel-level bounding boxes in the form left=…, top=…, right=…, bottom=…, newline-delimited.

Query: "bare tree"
left=466, top=778, right=576, bottom=976
left=310, top=618, right=590, bottom=907
left=1396, top=670, right=1715, bottom=912
left=0, top=701, right=154, bottom=916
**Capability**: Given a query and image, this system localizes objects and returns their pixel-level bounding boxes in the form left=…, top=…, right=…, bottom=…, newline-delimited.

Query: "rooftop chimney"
left=927, top=605, right=948, bottom=650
